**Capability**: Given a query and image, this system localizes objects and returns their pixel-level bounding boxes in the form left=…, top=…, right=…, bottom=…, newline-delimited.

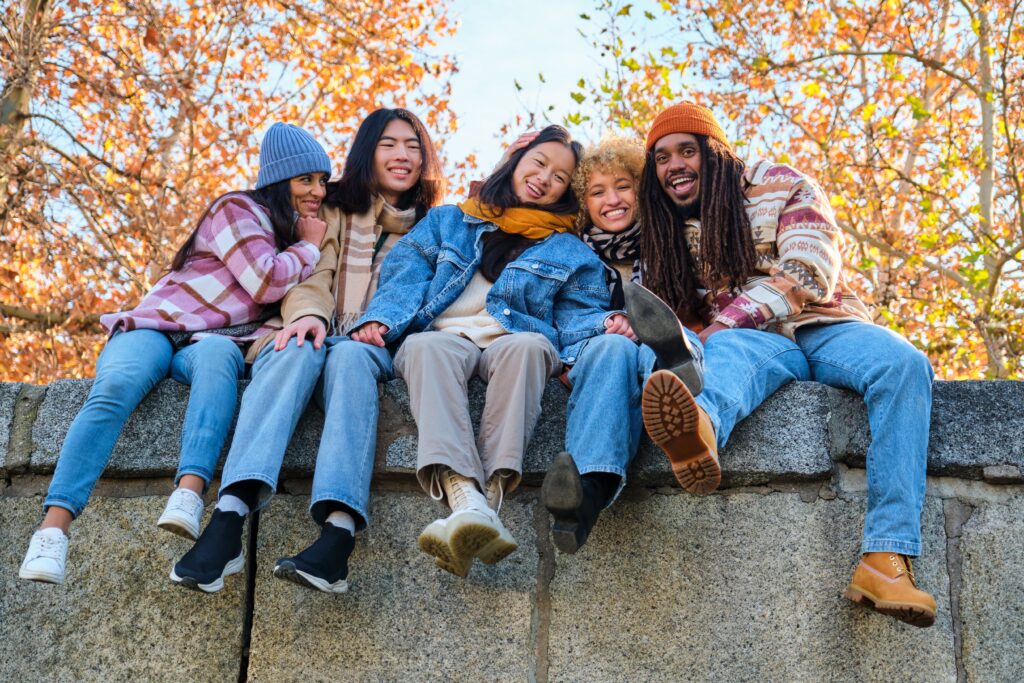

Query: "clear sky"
left=436, top=0, right=673, bottom=172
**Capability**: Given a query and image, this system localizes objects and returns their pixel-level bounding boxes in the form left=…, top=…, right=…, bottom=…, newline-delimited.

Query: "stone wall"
left=1, top=378, right=1022, bottom=682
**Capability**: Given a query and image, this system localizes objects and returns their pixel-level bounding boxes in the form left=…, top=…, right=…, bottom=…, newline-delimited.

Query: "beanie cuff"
left=256, top=151, right=332, bottom=189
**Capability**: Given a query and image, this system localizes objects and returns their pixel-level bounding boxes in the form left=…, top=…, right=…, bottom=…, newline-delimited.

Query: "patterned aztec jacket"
left=686, top=160, right=873, bottom=337
left=356, top=204, right=614, bottom=364
left=100, top=193, right=320, bottom=341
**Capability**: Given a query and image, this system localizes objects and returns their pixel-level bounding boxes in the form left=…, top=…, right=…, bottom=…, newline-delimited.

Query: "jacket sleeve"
left=553, top=247, right=615, bottom=358
left=205, top=196, right=320, bottom=305
left=714, top=168, right=843, bottom=329
left=279, top=207, right=343, bottom=326
left=356, top=211, right=440, bottom=340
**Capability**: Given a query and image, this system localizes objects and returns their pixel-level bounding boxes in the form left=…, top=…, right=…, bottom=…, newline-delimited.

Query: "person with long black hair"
left=19, top=123, right=331, bottom=585
left=171, top=108, right=444, bottom=594
left=350, top=125, right=618, bottom=579
left=631, top=102, right=936, bottom=628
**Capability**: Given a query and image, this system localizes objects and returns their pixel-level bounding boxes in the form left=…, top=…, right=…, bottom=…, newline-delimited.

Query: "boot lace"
left=484, top=471, right=514, bottom=513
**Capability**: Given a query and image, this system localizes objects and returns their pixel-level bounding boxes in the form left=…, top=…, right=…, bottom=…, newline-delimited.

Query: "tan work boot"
left=417, top=468, right=499, bottom=578
left=642, top=369, right=720, bottom=494
left=844, top=552, right=937, bottom=627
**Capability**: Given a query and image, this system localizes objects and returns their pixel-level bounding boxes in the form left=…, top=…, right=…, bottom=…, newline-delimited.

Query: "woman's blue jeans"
left=218, top=336, right=391, bottom=531
left=45, top=330, right=245, bottom=517
left=566, top=322, right=932, bottom=556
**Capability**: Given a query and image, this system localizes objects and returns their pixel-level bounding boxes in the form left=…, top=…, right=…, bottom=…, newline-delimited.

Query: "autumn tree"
left=553, top=0, right=1023, bottom=378
left=0, top=0, right=457, bottom=382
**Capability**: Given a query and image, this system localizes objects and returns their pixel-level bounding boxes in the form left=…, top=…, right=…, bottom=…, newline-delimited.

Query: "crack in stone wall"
left=944, top=499, right=975, bottom=683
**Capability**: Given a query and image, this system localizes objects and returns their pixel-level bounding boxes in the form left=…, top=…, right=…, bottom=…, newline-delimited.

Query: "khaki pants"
left=394, top=331, right=561, bottom=494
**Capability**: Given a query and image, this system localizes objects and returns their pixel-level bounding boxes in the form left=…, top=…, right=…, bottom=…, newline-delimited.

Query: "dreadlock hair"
left=638, top=134, right=756, bottom=319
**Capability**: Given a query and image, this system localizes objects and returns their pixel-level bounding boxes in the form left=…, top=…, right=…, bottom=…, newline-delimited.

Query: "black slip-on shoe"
left=624, top=281, right=704, bottom=396
left=170, top=509, right=245, bottom=593
left=273, top=524, right=354, bottom=594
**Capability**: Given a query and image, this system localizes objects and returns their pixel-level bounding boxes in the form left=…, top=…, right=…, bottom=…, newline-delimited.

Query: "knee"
left=890, top=344, right=934, bottom=384
left=191, top=336, right=244, bottom=374
left=275, top=337, right=327, bottom=373
left=325, top=340, right=377, bottom=377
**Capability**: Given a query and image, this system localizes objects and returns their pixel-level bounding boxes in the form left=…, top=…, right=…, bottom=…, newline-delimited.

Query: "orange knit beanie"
left=645, top=102, right=730, bottom=151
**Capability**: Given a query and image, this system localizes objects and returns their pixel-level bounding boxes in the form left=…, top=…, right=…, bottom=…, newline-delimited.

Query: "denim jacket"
left=357, top=204, right=613, bottom=363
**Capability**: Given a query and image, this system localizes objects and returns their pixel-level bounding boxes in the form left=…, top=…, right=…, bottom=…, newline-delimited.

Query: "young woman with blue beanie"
left=19, top=123, right=332, bottom=586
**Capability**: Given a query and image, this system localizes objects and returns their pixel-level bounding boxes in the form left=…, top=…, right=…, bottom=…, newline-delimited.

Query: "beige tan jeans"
left=393, top=331, right=561, bottom=494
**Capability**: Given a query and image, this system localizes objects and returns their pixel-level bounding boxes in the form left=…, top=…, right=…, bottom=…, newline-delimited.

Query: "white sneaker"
left=157, top=488, right=204, bottom=540
left=19, top=528, right=69, bottom=584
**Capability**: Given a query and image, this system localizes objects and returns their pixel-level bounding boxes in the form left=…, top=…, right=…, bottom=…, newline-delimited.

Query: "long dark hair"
left=638, top=134, right=756, bottom=319
left=327, top=108, right=444, bottom=220
left=477, top=125, right=583, bottom=217
left=169, top=180, right=298, bottom=272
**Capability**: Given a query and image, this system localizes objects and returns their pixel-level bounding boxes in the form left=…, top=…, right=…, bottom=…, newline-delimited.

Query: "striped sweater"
left=685, top=160, right=872, bottom=337
left=101, top=193, right=320, bottom=339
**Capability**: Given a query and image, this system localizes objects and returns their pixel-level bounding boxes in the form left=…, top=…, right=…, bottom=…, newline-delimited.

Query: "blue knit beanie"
left=256, top=123, right=332, bottom=189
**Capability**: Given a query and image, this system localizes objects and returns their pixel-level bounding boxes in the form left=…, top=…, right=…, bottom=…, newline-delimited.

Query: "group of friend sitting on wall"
left=19, top=103, right=938, bottom=629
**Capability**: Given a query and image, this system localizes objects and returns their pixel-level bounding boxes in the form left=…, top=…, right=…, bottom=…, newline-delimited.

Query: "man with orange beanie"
left=627, top=101, right=937, bottom=627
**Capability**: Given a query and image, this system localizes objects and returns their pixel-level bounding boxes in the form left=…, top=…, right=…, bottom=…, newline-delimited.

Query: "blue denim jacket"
left=357, top=204, right=612, bottom=363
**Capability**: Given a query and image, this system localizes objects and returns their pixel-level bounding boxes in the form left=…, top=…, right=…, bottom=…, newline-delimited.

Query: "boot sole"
left=169, top=552, right=245, bottom=593
left=418, top=523, right=471, bottom=578
left=642, top=370, right=720, bottom=494
left=273, top=560, right=349, bottom=594
left=844, top=585, right=936, bottom=628
left=476, top=529, right=518, bottom=565
left=624, top=281, right=703, bottom=395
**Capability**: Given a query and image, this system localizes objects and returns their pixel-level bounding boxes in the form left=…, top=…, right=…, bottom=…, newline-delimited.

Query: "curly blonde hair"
left=572, top=134, right=646, bottom=231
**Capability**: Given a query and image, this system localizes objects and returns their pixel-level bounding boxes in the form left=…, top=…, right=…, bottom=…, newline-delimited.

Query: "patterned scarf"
left=335, top=198, right=418, bottom=334
left=458, top=198, right=574, bottom=239
left=581, top=221, right=642, bottom=309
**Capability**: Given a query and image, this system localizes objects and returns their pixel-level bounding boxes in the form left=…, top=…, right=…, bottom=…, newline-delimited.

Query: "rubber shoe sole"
left=156, top=515, right=200, bottom=541
left=18, top=566, right=64, bottom=584
left=844, top=584, right=936, bottom=628
left=169, top=552, right=245, bottom=593
left=476, top=525, right=518, bottom=564
left=418, top=521, right=472, bottom=578
left=642, top=370, right=720, bottom=494
left=273, top=559, right=349, bottom=594
left=624, top=281, right=703, bottom=396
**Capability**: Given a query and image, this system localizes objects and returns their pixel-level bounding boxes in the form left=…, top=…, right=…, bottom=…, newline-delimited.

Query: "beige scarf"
left=335, top=197, right=418, bottom=334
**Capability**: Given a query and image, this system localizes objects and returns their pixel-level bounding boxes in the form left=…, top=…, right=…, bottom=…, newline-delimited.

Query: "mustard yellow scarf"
left=459, top=198, right=574, bottom=239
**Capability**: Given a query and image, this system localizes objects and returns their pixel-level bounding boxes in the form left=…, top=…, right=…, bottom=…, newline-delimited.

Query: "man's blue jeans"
left=218, top=336, right=391, bottom=530
left=46, top=330, right=245, bottom=517
left=566, top=322, right=932, bottom=556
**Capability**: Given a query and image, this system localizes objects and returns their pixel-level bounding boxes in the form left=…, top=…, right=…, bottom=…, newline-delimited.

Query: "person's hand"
left=351, top=321, right=389, bottom=347
left=274, top=315, right=327, bottom=351
left=698, top=321, right=730, bottom=344
left=604, top=313, right=637, bottom=341
left=495, top=131, right=539, bottom=171
left=296, top=215, right=328, bottom=246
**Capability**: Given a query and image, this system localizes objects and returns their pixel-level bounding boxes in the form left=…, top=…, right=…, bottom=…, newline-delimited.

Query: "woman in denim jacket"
left=352, top=125, right=617, bottom=577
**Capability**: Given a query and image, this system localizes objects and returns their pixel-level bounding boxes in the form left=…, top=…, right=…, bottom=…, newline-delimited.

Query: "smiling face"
left=653, top=133, right=702, bottom=210
left=373, top=118, right=423, bottom=204
left=512, top=141, right=576, bottom=206
left=289, top=172, right=328, bottom=217
left=585, top=166, right=637, bottom=233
